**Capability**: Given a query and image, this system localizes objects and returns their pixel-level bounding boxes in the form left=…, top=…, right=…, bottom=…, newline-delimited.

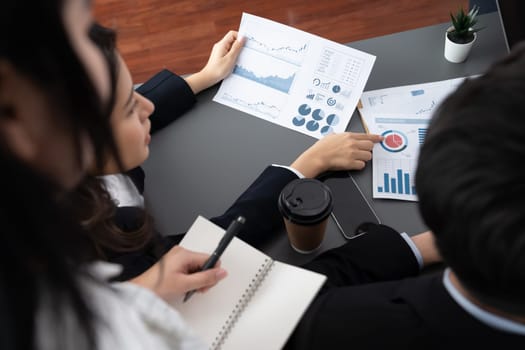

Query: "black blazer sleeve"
left=136, top=69, right=197, bottom=134
left=304, top=224, right=420, bottom=287
left=210, top=166, right=299, bottom=247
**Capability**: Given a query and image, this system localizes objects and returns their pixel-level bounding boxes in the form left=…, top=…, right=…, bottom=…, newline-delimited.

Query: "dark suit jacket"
left=108, top=70, right=298, bottom=280
left=286, top=224, right=525, bottom=348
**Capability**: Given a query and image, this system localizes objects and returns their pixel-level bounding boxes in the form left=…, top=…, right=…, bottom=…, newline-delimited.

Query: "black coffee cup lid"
left=278, top=178, right=333, bottom=225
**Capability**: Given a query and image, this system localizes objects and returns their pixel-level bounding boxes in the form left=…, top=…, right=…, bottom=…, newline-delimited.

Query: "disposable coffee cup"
left=278, top=178, right=333, bottom=254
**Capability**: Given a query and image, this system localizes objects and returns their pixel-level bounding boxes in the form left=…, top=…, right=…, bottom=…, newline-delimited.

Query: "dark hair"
left=72, top=23, right=156, bottom=261
left=72, top=175, right=156, bottom=259
left=416, top=43, right=525, bottom=316
left=0, top=2, right=118, bottom=349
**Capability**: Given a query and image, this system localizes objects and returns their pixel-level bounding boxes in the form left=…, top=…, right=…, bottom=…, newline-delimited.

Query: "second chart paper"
left=367, top=114, right=431, bottom=201
left=358, top=76, right=473, bottom=201
left=214, top=13, right=376, bottom=139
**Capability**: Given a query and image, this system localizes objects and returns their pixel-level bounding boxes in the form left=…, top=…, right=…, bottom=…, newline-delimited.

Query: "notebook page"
left=171, top=216, right=270, bottom=348
left=222, top=261, right=326, bottom=350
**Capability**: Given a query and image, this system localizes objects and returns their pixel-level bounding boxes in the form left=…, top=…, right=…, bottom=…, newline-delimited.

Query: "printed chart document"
left=214, top=13, right=376, bottom=139
left=171, top=216, right=326, bottom=350
left=366, top=113, right=431, bottom=201
left=358, top=77, right=472, bottom=201
left=358, top=76, right=468, bottom=123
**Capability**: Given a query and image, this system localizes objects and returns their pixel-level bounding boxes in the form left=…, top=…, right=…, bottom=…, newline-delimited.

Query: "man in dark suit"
left=286, top=44, right=525, bottom=347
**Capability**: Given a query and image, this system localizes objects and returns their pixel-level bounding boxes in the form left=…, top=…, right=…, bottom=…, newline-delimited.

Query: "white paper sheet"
left=214, top=13, right=376, bottom=139
left=359, top=77, right=467, bottom=120
left=173, top=216, right=325, bottom=350
left=358, top=76, right=476, bottom=201
left=365, top=114, right=431, bottom=201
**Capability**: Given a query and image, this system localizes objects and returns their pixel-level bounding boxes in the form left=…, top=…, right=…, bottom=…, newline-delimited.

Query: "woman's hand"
left=290, top=132, right=383, bottom=178
left=185, top=30, right=245, bottom=94
left=130, top=245, right=227, bottom=301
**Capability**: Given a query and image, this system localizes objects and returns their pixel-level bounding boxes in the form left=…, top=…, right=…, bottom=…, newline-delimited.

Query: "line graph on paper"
left=243, top=34, right=309, bottom=66
left=233, top=65, right=295, bottom=94
left=415, top=100, right=437, bottom=115
left=232, top=48, right=298, bottom=94
left=220, top=93, right=282, bottom=119
left=240, top=15, right=310, bottom=66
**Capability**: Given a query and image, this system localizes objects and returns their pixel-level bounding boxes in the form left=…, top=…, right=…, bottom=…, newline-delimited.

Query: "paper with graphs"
left=214, top=13, right=375, bottom=139
left=358, top=76, right=472, bottom=201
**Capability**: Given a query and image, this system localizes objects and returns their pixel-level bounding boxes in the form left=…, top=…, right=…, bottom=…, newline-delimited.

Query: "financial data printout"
left=214, top=13, right=376, bottom=139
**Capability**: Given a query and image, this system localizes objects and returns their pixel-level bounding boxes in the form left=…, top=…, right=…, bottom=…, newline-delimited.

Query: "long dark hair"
left=70, top=24, right=156, bottom=260
left=0, top=1, right=119, bottom=349
left=73, top=175, right=155, bottom=259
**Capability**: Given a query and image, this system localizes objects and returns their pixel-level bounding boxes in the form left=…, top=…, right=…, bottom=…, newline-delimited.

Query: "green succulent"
left=448, top=5, right=482, bottom=44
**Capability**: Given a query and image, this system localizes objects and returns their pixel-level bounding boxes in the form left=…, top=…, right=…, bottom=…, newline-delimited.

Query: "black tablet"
left=323, top=172, right=380, bottom=239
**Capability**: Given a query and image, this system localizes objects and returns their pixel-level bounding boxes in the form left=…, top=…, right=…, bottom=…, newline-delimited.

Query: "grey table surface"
left=143, top=12, right=508, bottom=265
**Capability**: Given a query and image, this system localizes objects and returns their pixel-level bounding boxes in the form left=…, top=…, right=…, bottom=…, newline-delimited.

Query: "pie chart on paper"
left=380, top=130, right=408, bottom=152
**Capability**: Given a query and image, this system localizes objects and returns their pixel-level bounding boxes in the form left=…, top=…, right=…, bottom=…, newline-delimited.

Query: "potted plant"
left=444, top=5, right=482, bottom=63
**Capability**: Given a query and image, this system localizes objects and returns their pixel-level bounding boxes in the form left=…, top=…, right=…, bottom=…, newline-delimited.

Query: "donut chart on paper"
left=298, top=104, right=312, bottom=115
left=326, top=114, right=339, bottom=126
left=306, top=120, right=320, bottom=131
left=311, top=109, right=325, bottom=121
left=292, top=115, right=306, bottom=126
left=380, top=130, right=408, bottom=152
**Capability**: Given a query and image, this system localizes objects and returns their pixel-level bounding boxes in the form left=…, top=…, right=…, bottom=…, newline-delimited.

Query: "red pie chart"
left=381, top=130, right=408, bottom=152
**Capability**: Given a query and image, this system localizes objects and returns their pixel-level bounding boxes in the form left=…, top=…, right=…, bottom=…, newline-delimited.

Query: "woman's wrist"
left=290, top=150, right=326, bottom=178
left=129, top=264, right=158, bottom=292
left=184, top=69, right=215, bottom=95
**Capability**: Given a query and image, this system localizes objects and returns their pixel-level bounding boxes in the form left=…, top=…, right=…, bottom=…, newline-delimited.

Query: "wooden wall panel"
left=94, top=0, right=468, bottom=82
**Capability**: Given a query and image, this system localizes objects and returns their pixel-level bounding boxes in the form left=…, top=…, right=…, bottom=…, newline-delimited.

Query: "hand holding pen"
left=183, top=216, right=246, bottom=302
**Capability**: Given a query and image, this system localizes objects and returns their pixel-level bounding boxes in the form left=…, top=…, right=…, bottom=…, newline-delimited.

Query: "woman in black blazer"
left=72, top=24, right=381, bottom=299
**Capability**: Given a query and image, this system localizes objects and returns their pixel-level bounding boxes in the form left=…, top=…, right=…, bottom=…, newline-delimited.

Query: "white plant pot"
left=444, top=27, right=477, bottom=63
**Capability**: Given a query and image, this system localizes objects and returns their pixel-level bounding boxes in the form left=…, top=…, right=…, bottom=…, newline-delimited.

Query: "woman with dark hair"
left=0, top=1, right=219, bottom=349
left=0, top=0, right=114, bottom=348
left=73, top=24, right=383, bottom=300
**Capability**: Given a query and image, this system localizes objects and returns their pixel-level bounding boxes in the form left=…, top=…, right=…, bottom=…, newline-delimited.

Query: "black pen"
left=183, top=216, right=246, bottom=303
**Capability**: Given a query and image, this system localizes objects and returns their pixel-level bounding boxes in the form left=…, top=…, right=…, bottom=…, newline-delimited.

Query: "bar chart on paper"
left=358, top=77, right=476, bottom=201
left=375, top=158, right=417, bottom=200
left=364, top=114, right=431, bottom=201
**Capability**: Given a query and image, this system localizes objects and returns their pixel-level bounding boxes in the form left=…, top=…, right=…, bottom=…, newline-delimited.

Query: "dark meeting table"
left=143, top=12, right=507, bottom=265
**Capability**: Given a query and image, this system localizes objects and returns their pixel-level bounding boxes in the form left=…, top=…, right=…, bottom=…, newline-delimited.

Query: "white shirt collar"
left=99, top=173, right=144, bottom=208
left=443, top=268, right=525, bottom=335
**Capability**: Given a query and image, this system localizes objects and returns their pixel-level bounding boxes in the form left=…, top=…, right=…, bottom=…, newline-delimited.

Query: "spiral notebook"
left=171, top=216, right=326, bottom=350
